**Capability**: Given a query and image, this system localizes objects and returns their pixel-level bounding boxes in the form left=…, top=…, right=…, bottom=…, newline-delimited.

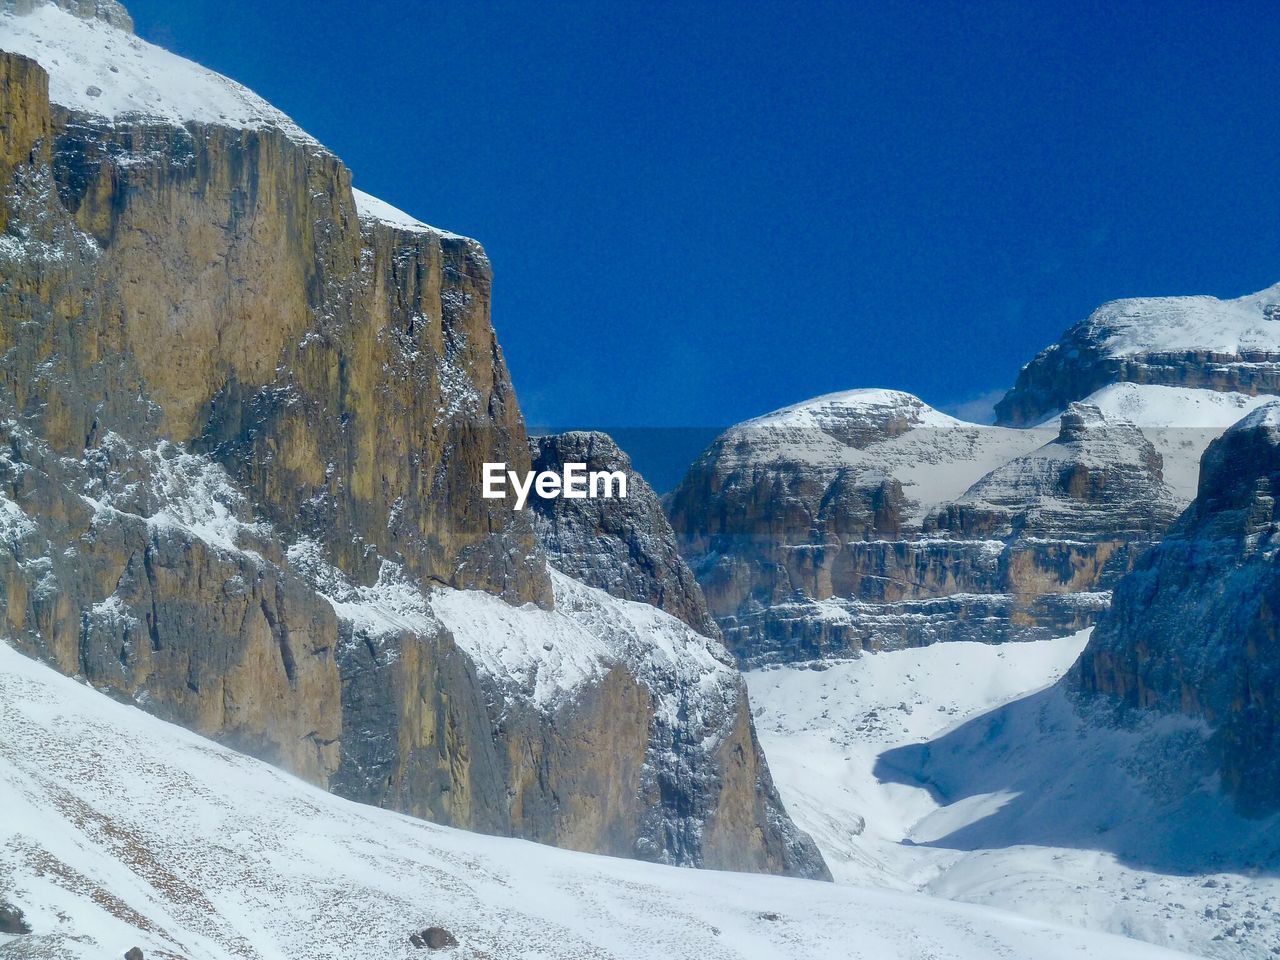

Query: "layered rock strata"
left=669, top=391, right=1179, bottom=664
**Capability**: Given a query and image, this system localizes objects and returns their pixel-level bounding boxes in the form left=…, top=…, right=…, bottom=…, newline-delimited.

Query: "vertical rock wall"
left=1074, top=403, right=1280, bottom=815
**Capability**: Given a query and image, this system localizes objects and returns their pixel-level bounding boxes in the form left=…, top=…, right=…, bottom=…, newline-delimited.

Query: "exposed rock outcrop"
left=0, top=4, right=822, bottom=877
left=410, top=928, right=457, bottom=950
left=1074, top=402, right=1280, bottom=815
left=6, top=0, right=132, bottom=31
left=669, top=391, right=1178, bottom=664
left=528, top=431, right=720, bottom=637
left=928, top=402, right=1179, bottom=542
left=995, top=283, right=1280, bottom=427
left=0, top=899, right=30, bottom=934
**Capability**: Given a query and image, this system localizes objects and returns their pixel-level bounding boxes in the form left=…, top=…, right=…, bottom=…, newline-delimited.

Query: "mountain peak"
left=996, top=280, right=1280, bottom=426
left=1231, top=397, right=1280, bottom=435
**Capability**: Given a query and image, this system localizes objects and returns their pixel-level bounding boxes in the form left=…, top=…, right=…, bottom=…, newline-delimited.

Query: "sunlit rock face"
left=0, top=3, right=826, bottom=878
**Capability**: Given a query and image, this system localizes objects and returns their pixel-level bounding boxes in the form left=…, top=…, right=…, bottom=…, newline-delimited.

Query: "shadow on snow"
left=872, top=679, right=1280, bottom=877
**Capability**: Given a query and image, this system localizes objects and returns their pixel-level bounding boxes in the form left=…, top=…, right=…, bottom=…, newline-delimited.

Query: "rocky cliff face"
left=0, top=2, right=824, bottom=877
left=528, top=431, right=720, bottom=637
left=995, top=284, right=1280, bottom=427
left=519, top=431, right=824, bottom=872
left=669, top=390, right=1181, bottom=664
left=1073, top=402, right=1280, bottom=815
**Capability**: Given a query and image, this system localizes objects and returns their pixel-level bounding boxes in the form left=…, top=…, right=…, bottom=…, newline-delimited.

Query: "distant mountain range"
left=668, top=285, right=1279, bottom=664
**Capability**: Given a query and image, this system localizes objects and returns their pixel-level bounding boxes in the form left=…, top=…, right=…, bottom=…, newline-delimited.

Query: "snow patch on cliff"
left=1086, top=282, right=1280, bottom=358
left=352, top=187, right=471, bottom=242
left=288, top=541, right=737, bottom=715
left=431, top=568, right=733, bottom=713
left=80, top=437, right=268, bottom=556
left=0, top=492, right=37, bottom=547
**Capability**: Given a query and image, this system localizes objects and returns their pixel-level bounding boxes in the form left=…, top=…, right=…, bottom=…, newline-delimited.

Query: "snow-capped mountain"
left=668, top=389, right=1171, bottom=662
left=996, top=283, right=1280, bottom=427
left=0, top=639, right=1200, bottom=960
left=669, top=283, right=1280, bottom=664
left=0, top=0, right=822, bottom=877
left=656, top=279, right=1280, bottom=958
left=4, top=2, right=1279, bottom=959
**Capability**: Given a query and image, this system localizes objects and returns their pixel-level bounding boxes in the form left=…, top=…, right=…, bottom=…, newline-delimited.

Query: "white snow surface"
left=746, top=388, right=964, bottom=431
left=1081, top=283, right=1280, bottom=358
left=432, top=568, right=733, bottom=712
left=1083, top=383, right=1273, bottom=432
left=0, top=639, right=1198, bottom=960
left=0, top=3, right=317, bottom=143
left=748, top=634, right=1280, bottom=960
left=1234, top=398, right=1280, bottom=432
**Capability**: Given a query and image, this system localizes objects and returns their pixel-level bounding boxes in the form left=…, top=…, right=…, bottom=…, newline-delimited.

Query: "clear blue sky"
left=129, top=0, right=1280, bottom=429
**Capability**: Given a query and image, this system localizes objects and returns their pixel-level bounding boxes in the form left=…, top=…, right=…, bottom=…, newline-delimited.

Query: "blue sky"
left=129, top=0, right=1280, bottom=429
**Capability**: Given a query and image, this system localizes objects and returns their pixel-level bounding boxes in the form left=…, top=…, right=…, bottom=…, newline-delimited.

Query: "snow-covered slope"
left=0, top=2, right=316, bottom=142
left=1081, top=284, right=1280, bottom=358
left=0, top=642, right=1196, bottom=960
left=747, top=636, right=1280, bottom=960
left=747, top=635, right=1089, bottom=890
left=434, top=568, right=735, bottom=713
left=352, top=187, right=473, bottom=242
